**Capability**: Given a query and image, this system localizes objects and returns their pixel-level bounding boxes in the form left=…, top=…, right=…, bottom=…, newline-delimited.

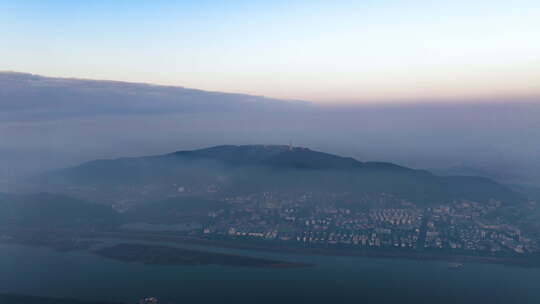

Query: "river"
left=1, top=243, right=539, bottom=304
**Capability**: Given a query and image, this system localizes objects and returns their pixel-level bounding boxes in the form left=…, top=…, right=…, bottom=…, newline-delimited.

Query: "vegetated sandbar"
left=94, top=243, right=312, bottom=268
left=89, top=231, right=540, bottom=268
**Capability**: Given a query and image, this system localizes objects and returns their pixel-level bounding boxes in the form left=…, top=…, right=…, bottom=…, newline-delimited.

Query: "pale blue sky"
left=1, top=0, right=539, bottom=103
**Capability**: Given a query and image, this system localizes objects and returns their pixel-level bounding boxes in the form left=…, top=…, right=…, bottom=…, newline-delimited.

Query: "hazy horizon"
left=1, top=72, right=539, bottom=188
left=2, top=1, right=540, bottom=103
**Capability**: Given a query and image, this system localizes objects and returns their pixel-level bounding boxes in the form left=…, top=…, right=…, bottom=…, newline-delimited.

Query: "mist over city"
left=1, top=1, right=540, bottom=304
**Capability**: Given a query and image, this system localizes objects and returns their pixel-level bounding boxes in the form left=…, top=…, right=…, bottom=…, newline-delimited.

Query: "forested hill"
left=35, top=145, right=521, bottom=205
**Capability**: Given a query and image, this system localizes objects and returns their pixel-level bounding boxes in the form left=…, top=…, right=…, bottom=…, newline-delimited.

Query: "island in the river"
left=94, top=243, right=313, bottom=268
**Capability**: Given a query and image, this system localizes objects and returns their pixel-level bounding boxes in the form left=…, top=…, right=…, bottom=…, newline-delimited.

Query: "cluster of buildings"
left=424, top=201, right=537, bottom=254
left=199, top=191, right=539, bottom=255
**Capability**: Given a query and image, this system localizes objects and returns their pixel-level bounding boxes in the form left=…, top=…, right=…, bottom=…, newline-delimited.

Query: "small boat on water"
left=448, top=262, right=464, bottom=269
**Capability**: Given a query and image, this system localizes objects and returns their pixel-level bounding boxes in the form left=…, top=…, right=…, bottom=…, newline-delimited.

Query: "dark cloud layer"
left=0, top=72, right=308, bottom=121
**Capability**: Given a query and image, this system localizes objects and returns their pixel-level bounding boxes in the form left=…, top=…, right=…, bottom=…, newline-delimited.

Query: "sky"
left=1, top=0, right=539, bottom=103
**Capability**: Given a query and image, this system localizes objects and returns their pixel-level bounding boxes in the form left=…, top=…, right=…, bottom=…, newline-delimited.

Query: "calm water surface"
left=1, top=243, right=539, bottom=304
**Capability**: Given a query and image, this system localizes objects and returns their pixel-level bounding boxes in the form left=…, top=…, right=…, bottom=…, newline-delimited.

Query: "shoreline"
left=2, top=228, right=540, bottom=268
left=86, top=230, right=540, bottom=268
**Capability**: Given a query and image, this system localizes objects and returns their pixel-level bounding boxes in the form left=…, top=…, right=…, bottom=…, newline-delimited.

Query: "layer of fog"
left=1, top=72, right=539, bottom=188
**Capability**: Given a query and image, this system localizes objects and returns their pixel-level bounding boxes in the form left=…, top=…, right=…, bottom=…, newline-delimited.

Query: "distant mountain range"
left=35, top=145, right=521, bottom=205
